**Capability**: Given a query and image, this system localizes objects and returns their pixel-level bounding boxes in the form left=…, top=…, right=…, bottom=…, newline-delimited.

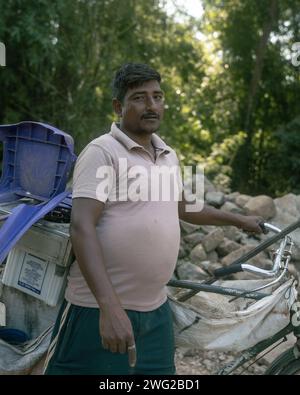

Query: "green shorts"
left=44, top=299, right=175, bottom=375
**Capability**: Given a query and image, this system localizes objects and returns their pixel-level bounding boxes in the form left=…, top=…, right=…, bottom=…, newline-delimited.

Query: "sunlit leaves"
left=0, top=0, right=299, bottom=197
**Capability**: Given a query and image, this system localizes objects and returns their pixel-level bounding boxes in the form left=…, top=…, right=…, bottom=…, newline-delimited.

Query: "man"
left=44, top=63, right=264, bottom=375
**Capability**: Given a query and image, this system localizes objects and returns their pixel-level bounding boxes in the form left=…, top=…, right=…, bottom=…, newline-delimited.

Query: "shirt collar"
left=110, top=122, right=171, bottom=154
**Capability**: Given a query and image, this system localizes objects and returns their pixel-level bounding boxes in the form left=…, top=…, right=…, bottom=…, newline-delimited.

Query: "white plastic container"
left=0, top=203, right=73, bottom=306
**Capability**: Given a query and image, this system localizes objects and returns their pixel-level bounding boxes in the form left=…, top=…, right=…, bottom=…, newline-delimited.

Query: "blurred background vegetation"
left=0, top=0, right=299, bottom=196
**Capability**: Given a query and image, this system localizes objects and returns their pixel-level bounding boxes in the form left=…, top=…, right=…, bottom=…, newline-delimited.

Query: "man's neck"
left=118, top=125, right=154, bottom=151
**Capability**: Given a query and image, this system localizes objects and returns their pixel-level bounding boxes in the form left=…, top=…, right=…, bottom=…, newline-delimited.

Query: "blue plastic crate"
left=0, top=121, right=76, bottom=202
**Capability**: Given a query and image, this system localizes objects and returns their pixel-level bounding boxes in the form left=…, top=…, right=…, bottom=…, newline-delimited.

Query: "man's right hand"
left=99, top=305, right=136, bottom=368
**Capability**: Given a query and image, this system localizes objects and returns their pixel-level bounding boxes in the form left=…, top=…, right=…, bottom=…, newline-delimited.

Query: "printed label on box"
left=18, top=253, right=48, bottom=295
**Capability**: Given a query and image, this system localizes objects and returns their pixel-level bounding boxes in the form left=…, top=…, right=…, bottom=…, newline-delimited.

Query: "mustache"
left=142, top=112, right=160, bottom=119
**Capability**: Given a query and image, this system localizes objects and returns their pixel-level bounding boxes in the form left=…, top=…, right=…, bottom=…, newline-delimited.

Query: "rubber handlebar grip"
left=213, top=263, right=243, bottom=278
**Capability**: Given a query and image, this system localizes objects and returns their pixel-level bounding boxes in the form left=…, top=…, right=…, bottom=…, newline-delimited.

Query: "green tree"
left=203, top=0, right=300, bottom=195
left=0, top=0, right=206, bottom=156
left=1, top=0, right=299, bottom=197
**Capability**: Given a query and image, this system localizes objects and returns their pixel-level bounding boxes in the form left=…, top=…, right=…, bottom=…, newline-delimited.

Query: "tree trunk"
left=244, top=0, right=278, bottom=134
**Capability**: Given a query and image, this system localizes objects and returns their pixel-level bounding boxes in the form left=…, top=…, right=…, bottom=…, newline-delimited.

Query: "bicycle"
left=168, top=222, right=300, bottom=375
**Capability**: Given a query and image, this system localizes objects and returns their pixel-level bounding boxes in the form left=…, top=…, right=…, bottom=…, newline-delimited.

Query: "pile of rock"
left=175, top=179, right=300, bottom=282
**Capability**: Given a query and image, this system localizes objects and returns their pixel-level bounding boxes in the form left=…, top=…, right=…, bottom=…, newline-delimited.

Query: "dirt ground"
left=30, top=335, right=295, bottom=375
left=175, top=348, right=269, bottom=375
left=174, top=330, right=297, bottom=375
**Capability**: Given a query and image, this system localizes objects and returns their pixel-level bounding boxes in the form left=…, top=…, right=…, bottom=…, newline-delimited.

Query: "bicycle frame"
left=217, top=322, right=296, bottom=375
left=168, top=279, right=270, bottom=301
left=168, top=221, right=300, bottom=375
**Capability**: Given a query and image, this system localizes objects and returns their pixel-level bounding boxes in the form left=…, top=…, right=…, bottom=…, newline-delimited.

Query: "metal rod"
left=167, top=279, right=269, bottom=300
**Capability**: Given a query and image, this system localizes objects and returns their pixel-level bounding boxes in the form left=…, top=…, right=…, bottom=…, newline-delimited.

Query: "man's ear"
left=112, top=98, right=123, bottom=117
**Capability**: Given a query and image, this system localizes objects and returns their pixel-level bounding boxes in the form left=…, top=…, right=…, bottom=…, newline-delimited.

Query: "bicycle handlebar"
left=213, top=223, right=289, bottom=279
left=213, top=263, right=243, bottom=278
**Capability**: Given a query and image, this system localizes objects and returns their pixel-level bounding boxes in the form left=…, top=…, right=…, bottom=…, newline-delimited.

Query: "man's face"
left=117, top=80, right=165, bottom=135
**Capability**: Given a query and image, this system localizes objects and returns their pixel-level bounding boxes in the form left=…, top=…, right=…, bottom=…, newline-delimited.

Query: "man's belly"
left=97, top=214, right=181, bottom=287
left=66, top=202, right=181, bottom=310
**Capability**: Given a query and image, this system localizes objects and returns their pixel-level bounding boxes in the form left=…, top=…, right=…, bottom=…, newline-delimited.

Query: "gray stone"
left=178, top=244, right=187, bottom=259
left=200, top=225, right=217, bottom=234
left=190, top=244, right=207, bottom=263
left=272, top=210, right=295, bottom=227
left=225, top=192, right=240, bottom=202
left=176, top=259, right=187, bottom=267
left=180, top=220, right=201, bottom=234
left=221, top=201, right=244, bottom=214
left=207, top=250, right=218, bottom=262
left=221, top=245, right=267, bottom=267
left=205, top=191, right=225, bottom=207
left=184, top=232, right=204, bottom=247
left=260, top=258, right=274, bottom=269
left=216, top=238, right=240, bottom=257
left=267, top=207, right=300, bottom=261
left=233, top=271, right=262, bottom=280
left=202, top=228, right=224, bottom=252
left=240, top=236, right=262, bottom=247
left=288, top=263, right=299, bottom=282
left=204, top=176, right=216, bottom=193
left=244, top=195, right=276, bottom=219
left=183, top=349, right=198, bottom=357
left=197, top=260, right=213, bottom=273
left=207, top=262, right=223, bottom=275
left=222, top=226, right=243, bottom=242
left=176, top=261, right=208, bottom=281
left=274, top=193, right=300, bottom=217
left=235, top=194, right=252, bottom=208
left=292, top=244, right=300, bottom=261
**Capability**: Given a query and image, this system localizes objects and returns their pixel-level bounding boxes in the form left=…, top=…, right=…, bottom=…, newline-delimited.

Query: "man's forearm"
left=179, top=204, right=245, bottom=228
left=70, top=226, right=121, bottom=309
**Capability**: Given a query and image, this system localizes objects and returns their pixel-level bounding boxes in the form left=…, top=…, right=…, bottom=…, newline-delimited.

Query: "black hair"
left=112, top=63, right=161, bottom=103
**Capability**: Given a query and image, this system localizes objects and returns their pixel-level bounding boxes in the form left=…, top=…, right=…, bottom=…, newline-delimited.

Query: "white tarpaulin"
left=169, top=278, right=297, bottom=352
left=0, top=325, right=53, bottom=375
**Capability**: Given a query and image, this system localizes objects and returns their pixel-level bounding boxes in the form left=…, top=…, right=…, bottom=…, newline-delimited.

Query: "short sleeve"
left=72, top=144, right=115, bottom=202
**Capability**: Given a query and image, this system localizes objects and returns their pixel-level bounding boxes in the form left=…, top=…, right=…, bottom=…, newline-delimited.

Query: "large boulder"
left=235, top=194, right=252, bottom=208
left=274, top=194, right=300, bottom=217
left=244, top=195, right=276, bottom=219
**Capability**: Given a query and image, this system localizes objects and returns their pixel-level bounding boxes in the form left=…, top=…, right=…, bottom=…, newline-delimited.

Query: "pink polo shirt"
left=65, top=123, right=182, bottom=311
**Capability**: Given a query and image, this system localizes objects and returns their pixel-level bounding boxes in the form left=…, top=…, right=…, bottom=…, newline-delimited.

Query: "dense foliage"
left=0, top=0, right=299, bottom=196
